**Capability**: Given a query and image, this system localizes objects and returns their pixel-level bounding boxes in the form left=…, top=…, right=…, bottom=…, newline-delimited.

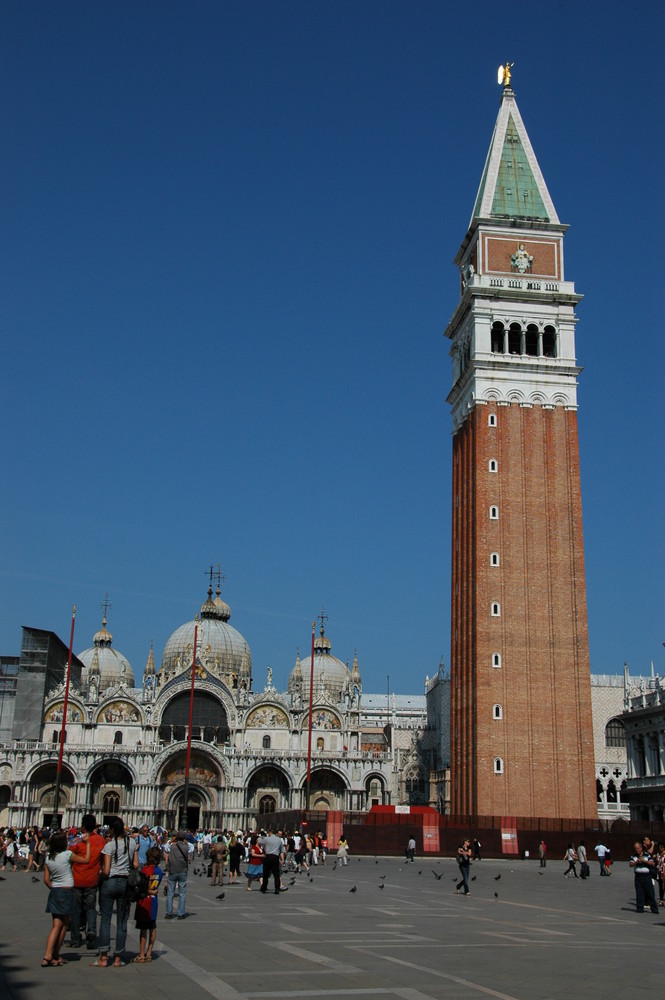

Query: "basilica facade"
left=0, top=584, right=442, bottom=831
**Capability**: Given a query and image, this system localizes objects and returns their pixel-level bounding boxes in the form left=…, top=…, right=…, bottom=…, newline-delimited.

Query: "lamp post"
left=181, top=616, right=199, bottom=830
left=305, top=621, right=315, bottom=812
left=52, top=605, right=76, bottom=829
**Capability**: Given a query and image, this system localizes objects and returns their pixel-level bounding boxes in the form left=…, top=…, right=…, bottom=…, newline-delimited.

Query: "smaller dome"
left=288, top=623, right=349, bottom=702
left=78, top=612, right=134, bottom=692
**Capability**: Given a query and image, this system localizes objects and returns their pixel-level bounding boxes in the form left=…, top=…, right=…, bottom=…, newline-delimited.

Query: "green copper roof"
left=471, top=88, right=558, bottom=226
left=490, top=115, right=548, bottom=219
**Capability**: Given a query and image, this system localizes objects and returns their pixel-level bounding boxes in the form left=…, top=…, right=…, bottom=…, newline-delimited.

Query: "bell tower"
left=445, top=72, right=597, bottom=821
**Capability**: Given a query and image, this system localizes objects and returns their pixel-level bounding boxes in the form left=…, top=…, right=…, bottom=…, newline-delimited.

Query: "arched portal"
left=157, top=750, right=223, bottom=830
left=28, top=763, right=76, bottom=828
left=0, top=784, right=10, bottom=827
left=365, top=774, right=386, bottom=807
left=307, top=768, right=347, bottom=811
left=246, top=766, right=290, bottom=814
left=87, top=761, right=135, bottom=826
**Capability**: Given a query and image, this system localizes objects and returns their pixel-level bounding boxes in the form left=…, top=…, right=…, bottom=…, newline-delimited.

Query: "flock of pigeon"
left=183, top=857, right=508, bottom=902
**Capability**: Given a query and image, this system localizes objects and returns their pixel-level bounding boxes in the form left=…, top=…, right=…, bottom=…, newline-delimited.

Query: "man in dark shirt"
left=630, top=841, right=659, bottom=913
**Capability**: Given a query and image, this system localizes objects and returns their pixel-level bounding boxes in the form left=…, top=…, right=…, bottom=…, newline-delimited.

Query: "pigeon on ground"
left=378, top=884, right=385, bottom=890
left=471, top=876, right=477, bottom=881
left=418, top=870, right=422, bottom=875
left=494, top=874, right=501, bottom=881
left=216, top=893, right=225, bottom=900
left=349, top=885, right=357, bottom=893
left=309, top=878, right=314, bottom=882
left=494, top=892, right=499, bottom=898
left=31, top=876, right=40, bottom=883
left=432, top=871, right=444, bottom=880
left=375, top=860, right=379, bottom=864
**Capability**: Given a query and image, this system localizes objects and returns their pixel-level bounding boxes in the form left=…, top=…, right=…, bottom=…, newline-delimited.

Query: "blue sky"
left=1, top=1, right=662, bottom=693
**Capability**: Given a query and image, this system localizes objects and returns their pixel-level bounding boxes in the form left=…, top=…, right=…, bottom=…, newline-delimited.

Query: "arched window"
left=114, top=730, right=123, bottom=746
left=52, top=730, right=59, bottom=744
left=606, top=779, right=617, bottom=804
left=493, top=704, right=503, bottom=720
left=490, top=505, right=499, bottom=520
left=542, top=325, right=557, bottom=358
left=316, top=737, right=324, bottom=750
left=596, top=778, right=604, bottom=803
left=525, top=323, right=539, bottom=356
left=491, top=602, right=501, bottom=617
left=605, top=718, right=625, bottom=748
left=494, top=758, right=504, bottom=774
left=490, top=552, right=500, bottom=566
left=491, top=322, right=505, bottom=354
left=488, top=413, right=497, bottom=427
left=508, top=323, right=521, bottom=355
left=262, top=734, right=271, bottom=750
left=103, top=791, right=120, bottom=815
left=489, top=459, right=498, bottom=472
left=160, top=691, right=229, bottom=745
left=492, top=653, right=501, bottom=668
left=259, top=795, right=276, bottom=814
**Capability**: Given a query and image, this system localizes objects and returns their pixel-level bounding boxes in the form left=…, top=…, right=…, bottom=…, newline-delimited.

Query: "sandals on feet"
left=90, top=958, right=108, bottom=967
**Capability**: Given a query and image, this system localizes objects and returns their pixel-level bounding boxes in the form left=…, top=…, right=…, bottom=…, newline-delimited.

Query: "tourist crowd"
left=0, top=820, right=334, bottom=968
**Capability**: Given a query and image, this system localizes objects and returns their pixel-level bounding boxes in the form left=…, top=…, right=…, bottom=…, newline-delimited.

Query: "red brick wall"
left=483, top=236, right=560, bottom=278
left=451, top=402, right=597, bottom=821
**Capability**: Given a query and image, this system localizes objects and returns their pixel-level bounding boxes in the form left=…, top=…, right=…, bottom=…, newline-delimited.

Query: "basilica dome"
left=158, top=585, right=251, bottom=691
left=78, top=616, right=134, bottom=692
left=288, top=624, right=351, bottom=702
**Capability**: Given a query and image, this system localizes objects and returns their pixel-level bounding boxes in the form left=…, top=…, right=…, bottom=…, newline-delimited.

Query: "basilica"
left=0, top=582, right=442, bottom=831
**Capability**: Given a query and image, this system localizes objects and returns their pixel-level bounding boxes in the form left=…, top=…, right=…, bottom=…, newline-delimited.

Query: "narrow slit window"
left=493, top=704, right=503, bottom=720
left=492, top=653, right=501, bottom=668
left=488, top=413, right=497, bottom=427
left=489, top=459, right=498, bottom=472
left=490, top=506, right=499, bottom=520
left=494, top=757, right=504, bottom=774
left=491, top=602, right=501, bottom=617
left=490, top=552, right=500, bottom=566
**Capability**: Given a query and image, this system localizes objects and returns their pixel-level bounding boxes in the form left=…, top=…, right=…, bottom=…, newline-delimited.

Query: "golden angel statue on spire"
left=498, top=62, right=514, bottom=87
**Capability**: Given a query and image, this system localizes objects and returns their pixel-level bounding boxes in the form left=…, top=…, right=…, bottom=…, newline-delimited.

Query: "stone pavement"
left=1, top=855, right=662, bottom=1000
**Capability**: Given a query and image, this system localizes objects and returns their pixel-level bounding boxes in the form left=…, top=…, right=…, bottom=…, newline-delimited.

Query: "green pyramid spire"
left=471, top=87, right=558, bottom=225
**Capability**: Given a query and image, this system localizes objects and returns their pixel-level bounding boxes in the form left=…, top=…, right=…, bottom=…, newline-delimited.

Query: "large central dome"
left=158, top=584, right=251, bottom=692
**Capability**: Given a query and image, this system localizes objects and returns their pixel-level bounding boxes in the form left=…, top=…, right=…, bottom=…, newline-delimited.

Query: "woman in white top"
left=93, top=816, right=138, bottom=968
left=43, top=829, right=91, bottom=967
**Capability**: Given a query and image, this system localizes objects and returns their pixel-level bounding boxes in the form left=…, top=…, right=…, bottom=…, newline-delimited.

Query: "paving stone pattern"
left=1, top=857, right=661, bottom=1000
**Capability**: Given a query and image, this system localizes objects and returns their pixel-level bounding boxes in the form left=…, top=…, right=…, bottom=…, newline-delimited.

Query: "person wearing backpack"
left=132, top=846, right=163, bottom=962
left=92, top=817, right=138, bottom=968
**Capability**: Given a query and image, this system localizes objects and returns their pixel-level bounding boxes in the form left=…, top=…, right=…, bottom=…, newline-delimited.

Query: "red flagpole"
left=53, top=605, right=76, bottom=828
left=182, top=616, right=198, bottom=829
left=305, top=621, right=315, bottom=811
